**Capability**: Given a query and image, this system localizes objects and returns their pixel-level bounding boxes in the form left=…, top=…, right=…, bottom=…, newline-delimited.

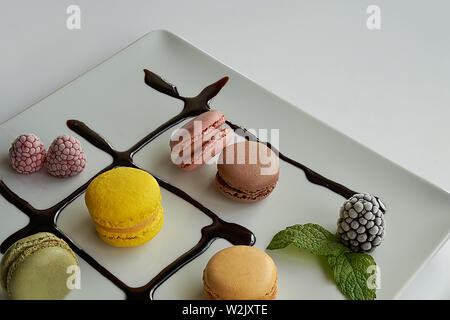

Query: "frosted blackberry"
left=337, top=193, right=386, bottom=253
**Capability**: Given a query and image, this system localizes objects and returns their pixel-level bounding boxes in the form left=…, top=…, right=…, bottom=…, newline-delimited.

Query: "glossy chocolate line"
left=128, top=219, right=254, bottom=300
left=133, top=70, right=229, bottom=156
left=128, top=113, right=185, bottom=157
left=67, top=120, right=116, bottom=157
left=0, top=81, right=254, bottom=301
left=225, top=121, right=357, bottom=199
left=143, top=70, right=357, bottom=199
left=0, top=67, right=376, bottom=301
left=142, top=70, right=385, bottom=213
left=143, top=69, right=229, bottom=108
left=0, top=181, right=36, bottom=218
left=0, top=163, right=114, bottom=252
left=0, top=181, right=134, bottom=295
left=130, top=234, right=213, bottom=299
left=0, top=178, right=228, bottom=300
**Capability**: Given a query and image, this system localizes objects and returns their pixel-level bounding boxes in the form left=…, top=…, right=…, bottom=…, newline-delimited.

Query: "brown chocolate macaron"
left=216, top=141, right=279, bottom=202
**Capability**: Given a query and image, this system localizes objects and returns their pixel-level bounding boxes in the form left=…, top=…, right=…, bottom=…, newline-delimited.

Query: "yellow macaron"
left=85, top=167, right=164, bottom=247
left=203, top=246, right=278, bottom=300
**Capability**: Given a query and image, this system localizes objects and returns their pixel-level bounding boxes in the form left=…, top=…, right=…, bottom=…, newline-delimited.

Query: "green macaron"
left=0, top=232, right=79, bottom=300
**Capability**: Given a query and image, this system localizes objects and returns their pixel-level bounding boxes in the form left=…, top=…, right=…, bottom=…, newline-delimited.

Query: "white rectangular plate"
left=0, top=30, right=449, bottom=300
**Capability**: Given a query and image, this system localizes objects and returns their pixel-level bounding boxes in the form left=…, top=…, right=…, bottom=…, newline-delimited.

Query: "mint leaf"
left=267, top=223, right=379, bottom=300
left=267, top=223, right=350, bottom=256
left=328, top=252, right=377, bottom=300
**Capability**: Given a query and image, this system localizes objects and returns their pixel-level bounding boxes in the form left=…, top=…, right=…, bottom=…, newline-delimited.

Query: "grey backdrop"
left=0, top=0, right=449, bottom=299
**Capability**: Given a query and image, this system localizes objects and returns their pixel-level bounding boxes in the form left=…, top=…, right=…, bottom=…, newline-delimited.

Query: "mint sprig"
left=328, top=253, right=377, bottom=300
left=267, top=224, right=350, bottom=256
left=267, top=223, right=378, bottom=300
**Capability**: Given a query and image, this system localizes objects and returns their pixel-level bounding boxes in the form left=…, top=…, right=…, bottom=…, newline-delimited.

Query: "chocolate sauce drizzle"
left=225, top=122, right=357, bottom=199
left=0, top=68, right=383, bottom=300
left=0, top=71, right=254, bottom=300
left=142, top=70, right=384, bottom=211
left=143, top=70, right=360, bottom=199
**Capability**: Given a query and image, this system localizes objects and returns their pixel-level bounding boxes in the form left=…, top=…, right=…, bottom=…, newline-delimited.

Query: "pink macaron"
left=170, top=110, right=233, bottom=171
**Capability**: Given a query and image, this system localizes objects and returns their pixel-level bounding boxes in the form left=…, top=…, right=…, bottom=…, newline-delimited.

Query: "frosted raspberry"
left=46, top=135, right=86, bottom=178
left=9, top=134, right=47, bottom=174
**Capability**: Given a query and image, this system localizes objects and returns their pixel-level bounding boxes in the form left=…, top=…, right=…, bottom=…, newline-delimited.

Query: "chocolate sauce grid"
left=0, top=69, right=376, bottom=300
left=0, top=71, right=254, bottom=300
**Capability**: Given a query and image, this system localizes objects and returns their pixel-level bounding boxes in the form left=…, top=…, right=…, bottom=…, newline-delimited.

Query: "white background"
left=0, top=0, right=449, bottom=299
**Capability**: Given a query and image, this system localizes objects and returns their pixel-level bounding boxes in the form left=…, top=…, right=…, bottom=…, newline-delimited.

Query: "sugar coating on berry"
left=337, top=193, right=386, bottom=253
left=9, top=134, right=47, bottom=174
left=46, top=135, right=86, bottom=178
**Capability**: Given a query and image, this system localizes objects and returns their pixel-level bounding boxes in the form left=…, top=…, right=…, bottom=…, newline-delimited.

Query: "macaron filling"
left=173, top=127, right=232, bottom=169
left=94, top=207, right=162, bottom=233
left=170, top=110, right=233, bottom=170
left=95, top=205, right=163, bottom=244
left=170, top=114, right=226, bottom=153
left=94, top=213, right=157, bottom=234
left=215, top=172, right=277, bottom=201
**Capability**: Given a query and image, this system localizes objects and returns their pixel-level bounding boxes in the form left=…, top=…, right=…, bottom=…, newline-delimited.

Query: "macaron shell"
left=96, top=204, right=164, bottom=247
left=176, top=127, right=233, bottom=171
left=1, top=232, right=59, bottom=290
left=215, top=173, right=277, bottom=202
left=203, top=246, right=277, bottom=300
left=217, top=141, right=279, bottom=193
left=204, top=276, right=278, bottom=300
left=8, top=245, right=78, bottom=300
left=171, top=122, right=228, bottom=156
left=85, top=167, right=162, bottom=229
left=169, top=110, right=226, bottom=150
left=0, top=232, right=79, bottom=300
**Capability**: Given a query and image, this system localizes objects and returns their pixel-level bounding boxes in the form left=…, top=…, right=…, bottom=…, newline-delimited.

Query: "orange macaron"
left=203, top=245, right=278, bottom=300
